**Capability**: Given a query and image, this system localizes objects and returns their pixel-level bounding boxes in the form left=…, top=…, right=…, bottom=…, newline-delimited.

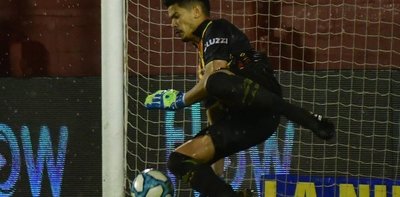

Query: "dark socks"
left=190, top=164, right=236, bottom=197
left=168, top=152, right=237, bottom=197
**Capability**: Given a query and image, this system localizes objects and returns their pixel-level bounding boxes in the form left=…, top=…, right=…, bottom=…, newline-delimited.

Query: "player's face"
left=168, top=4, right=199, bottom=42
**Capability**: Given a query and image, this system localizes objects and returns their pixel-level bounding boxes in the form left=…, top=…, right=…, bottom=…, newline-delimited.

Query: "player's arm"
left=144, top=59, right=229, bottom=111
left=184, top=59, right=229, bottom=105
left=145, top=21, right=231, bottom=110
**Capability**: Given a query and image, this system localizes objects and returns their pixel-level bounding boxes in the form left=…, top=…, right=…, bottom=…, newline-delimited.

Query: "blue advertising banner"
left=0, top=78, right=101, bottom=196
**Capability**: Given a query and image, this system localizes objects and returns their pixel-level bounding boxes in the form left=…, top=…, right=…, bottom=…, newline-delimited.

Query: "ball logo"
left=0, top=123, right=68, bottom=197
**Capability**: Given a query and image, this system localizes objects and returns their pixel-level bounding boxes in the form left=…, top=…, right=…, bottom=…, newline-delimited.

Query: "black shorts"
left=237, top=62, right=282, bottom=97
left=196, top=109, right=280, bottom=164
left=198, top=59, right=282, bottom=163
left=204, top=63, right=282, bottom=108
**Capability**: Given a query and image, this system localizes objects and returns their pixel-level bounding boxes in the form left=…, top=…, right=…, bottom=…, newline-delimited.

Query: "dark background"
left=128, top=0, right=400, bottom=76
left=0, top=0, right=100, bottom=77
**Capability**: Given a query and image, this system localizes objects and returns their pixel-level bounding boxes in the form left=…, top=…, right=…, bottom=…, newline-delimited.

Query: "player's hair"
left=164, top=0, right=210, bottom=16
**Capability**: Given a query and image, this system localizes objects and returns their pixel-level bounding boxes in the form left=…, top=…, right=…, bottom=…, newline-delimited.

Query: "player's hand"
left=144, top=89, right=185, bottom=111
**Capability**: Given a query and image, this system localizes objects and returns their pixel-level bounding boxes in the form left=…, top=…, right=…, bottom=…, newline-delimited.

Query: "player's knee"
left=206, top=71, right=239, bottom=99
left=167, top=152, right=197, bottom=177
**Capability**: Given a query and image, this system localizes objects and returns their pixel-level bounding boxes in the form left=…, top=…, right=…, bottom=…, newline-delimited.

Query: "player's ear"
left=192, top=4, right=202, bottom=18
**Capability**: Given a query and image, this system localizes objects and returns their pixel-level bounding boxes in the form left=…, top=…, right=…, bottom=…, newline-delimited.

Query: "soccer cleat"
left=310, top=113, right=335, bottom=140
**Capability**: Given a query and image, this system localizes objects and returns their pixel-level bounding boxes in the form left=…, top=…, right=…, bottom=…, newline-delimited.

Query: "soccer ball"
left=131, top=168, right=174, bottom=197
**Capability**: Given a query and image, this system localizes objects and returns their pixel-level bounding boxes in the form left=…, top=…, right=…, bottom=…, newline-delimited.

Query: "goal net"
left=125, top=0, right=400, bottom=196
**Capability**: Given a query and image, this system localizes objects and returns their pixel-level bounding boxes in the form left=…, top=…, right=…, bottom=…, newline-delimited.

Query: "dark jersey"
left=202, top=19, right=252, bottom=65
left=193, top=19, right=280, bottom=98
left=192, top=21, right=280, bottom=159
left=194, top=19, right=253, bottom=78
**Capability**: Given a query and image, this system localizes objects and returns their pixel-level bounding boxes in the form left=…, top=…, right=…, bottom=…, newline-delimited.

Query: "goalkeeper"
left=145, top=0, right=335, bottom=196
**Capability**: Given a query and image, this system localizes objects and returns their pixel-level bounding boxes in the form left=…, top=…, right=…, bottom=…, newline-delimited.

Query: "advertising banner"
left=262, top=174, right=400, bottom=197
left=128, top=70, right=400, bottom=196
left=0, top=78, right=101, bottom=196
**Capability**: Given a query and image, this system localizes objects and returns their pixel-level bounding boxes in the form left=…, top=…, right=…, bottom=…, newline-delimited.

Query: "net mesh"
left=126, top=0, right=400, bottom=196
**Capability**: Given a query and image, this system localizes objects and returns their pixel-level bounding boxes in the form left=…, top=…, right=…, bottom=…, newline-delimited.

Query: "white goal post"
left=101, top=0, right=125, bottom=196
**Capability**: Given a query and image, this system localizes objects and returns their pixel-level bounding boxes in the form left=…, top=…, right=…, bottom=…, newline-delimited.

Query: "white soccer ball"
left=131, top=169, right=174, bottom=197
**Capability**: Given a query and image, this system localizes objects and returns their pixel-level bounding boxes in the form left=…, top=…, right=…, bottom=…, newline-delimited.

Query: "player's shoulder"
left=210, top=18, right=235, bottom=30
left=202, top=19, right=232, bottom=39
left=212, top=18, right=232, bottom=25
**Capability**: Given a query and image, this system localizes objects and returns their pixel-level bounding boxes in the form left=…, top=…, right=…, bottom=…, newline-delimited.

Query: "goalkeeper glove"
left=144, top=89, right=186, bottom=111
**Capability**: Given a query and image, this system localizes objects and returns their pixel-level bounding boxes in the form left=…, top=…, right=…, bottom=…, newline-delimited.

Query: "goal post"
left=101, top=0, right=125, bottom=196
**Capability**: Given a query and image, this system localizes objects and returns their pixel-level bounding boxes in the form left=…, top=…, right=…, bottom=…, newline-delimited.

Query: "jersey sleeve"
left=202, top=22, right=231, bottom=65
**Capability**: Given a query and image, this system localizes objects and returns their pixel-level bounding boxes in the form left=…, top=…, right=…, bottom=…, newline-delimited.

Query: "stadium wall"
left=130, top=0, right=399, bottom=75
left=0, top=0, right=101, bottom=76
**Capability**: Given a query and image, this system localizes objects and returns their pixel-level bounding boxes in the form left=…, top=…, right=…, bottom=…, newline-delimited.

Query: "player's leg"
left=198, top=158, right=224, bottom=197
left=196, top=105, right=227, bottom=197
left=205, top=70, right=335, bottom=140
left=168, top=109, right=278, bottom=197
left=206, top=103, right=226, bottom=178
left=167, top=134, right=237, bottom=197
left=211, top=159, right=224, bottom=177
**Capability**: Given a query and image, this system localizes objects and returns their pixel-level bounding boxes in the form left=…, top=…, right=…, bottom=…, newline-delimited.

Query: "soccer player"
left=144, top=0, right=335, bottom=196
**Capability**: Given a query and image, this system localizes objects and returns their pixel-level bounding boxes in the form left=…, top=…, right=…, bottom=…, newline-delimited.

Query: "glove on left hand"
left=144, top=89, right=185, bottom=111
